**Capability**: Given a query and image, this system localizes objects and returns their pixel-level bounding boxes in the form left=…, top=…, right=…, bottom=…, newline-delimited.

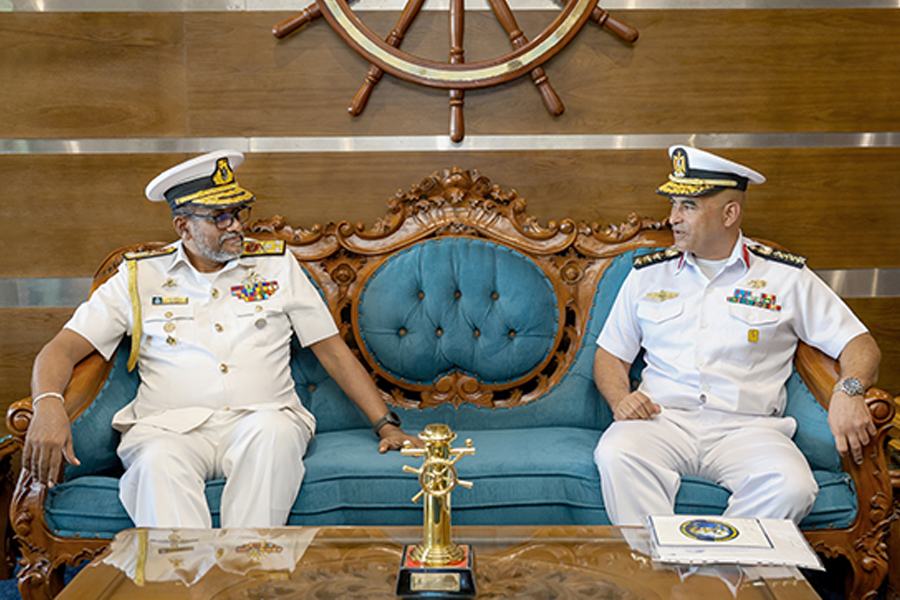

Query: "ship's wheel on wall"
left=273, top=0, right=638, bottom=141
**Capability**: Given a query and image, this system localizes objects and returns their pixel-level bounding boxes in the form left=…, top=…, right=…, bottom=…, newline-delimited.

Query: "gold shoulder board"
left=747, top=244, right=807, bottom=269
left=242, top=239, right=286, bottom=257
left=124, top=246, right=177, bottom=261
left=633, top=248, right=682, bottom=270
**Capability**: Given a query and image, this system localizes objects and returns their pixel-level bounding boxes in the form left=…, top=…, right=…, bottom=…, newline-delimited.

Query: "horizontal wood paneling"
left=0, top=308, right=75, bottom=437
left=0, top=13, right=187, bottom=139
left=844, top=298, right=900, bottom=397
left=1, top=10, right=898, bottom=138
left=165, top=9, right=900, bottom=137
left=2, top=149, right=899, bottom=278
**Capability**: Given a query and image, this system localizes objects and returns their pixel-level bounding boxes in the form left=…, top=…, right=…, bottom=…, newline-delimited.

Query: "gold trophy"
left=396, top=424, right=476, bottom=598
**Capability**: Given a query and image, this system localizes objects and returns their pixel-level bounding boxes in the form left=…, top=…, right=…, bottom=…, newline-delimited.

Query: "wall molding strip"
left=3, top=0, right=897, bottom=11
left=3, top=133, right=900, bottom=155
left=3, top=269, right=899, bottom=308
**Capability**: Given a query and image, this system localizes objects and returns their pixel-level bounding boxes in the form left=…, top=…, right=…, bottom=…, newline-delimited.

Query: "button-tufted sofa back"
left=357, top=238, right=560, bottom=386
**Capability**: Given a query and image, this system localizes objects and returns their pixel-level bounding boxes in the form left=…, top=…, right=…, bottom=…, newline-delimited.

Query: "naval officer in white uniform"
left=23, top=150, right=420, bottom=528
left=593, top=146, right=881, bottom=526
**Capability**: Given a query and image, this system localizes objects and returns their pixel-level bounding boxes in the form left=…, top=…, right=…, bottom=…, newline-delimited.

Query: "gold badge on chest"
left=645, top=290, right=679, bottom=302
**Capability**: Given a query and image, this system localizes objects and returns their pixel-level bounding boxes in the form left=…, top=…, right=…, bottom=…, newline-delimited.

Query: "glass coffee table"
left=57, top=525, right=821, bottom=599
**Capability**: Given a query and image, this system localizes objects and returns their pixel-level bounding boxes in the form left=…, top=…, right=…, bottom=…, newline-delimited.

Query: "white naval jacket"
left=597, top=232, right=867, bottom=417
left=65, top=239, right=338, bottom=434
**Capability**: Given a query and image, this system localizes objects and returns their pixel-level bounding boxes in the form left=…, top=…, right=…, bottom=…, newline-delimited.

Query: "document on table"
left=647, top=515, right=823, bottom=570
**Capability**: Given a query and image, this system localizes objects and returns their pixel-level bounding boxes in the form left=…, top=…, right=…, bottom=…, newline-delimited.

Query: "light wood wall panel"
left=2, top=10, right=898, bottom=138
left=0, top=308, right=75, bottom=437
left=0, top=13, right=187, bottom=139
left=3, top=149, right=899, bottom=278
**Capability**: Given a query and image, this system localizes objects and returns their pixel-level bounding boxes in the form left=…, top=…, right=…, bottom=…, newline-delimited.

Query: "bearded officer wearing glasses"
left=23, top=150, right=420, bottom=528
left=593, top=146, right=881, bottom=526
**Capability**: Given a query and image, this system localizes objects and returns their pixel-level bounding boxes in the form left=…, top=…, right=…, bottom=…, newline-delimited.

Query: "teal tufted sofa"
left=6, top=168, right=895, bottom=599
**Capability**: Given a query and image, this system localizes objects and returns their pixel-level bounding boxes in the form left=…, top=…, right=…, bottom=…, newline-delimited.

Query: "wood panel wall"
left=2, top=8, right=899, bottom=433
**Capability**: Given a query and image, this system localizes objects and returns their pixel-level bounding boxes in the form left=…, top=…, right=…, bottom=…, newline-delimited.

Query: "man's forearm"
left=31, top=329, right=95, bottom=402
left=593, top=347, right=634, bottom=410
left=310, top=334, right=390, bottom=424
left=837, top=333, right=881, bottom=390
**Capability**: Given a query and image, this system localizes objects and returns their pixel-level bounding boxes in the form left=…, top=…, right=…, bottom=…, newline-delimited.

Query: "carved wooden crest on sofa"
left=249, top=167, right=667, bottom=411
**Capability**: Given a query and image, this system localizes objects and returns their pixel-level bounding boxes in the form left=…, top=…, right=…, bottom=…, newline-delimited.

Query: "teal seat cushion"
left=45, top=432, right=855, bottom=539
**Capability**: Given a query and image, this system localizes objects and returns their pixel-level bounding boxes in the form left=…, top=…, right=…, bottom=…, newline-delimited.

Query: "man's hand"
left=612, top=390, right=661, bottom=421
left=828, top=391, right=876, bottom=465
left=22, top=398, right=80, bottom=487
left=377, top=424, right=423, bottom=453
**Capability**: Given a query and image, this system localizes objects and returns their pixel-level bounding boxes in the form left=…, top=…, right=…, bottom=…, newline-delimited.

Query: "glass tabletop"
left=58, top=525, right=820, bottom=599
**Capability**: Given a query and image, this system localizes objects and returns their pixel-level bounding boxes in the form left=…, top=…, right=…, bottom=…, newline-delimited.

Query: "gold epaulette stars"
left=124, top=246, right=177, bottom=261
left=633, top=248, right=682, bottom=270
left=241, top=240, right=286, bottom=257
left=747, top=244, right=807, bottom=269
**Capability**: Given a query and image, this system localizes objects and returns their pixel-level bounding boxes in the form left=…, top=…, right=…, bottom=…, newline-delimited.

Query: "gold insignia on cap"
left=212, top=158, right=235, bottom=186
left=672, top=148, right=688, bottom=178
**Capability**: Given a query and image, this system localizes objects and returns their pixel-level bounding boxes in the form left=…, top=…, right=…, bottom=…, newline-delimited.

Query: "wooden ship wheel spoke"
left=274, top=0, right=638, bottom=141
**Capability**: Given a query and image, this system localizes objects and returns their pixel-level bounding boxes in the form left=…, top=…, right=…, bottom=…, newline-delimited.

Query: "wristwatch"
left=833, top=377, right=865, bottom=397
left=373, top=410, right=401, bottom=434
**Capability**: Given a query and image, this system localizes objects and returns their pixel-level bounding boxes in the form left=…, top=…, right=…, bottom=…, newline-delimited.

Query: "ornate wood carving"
left=251, top=167, right=666, bottom=411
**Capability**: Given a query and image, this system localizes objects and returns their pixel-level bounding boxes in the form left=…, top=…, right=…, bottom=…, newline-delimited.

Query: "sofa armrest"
left=793, top=342, right=896, bottom=442
left=7, top=351, right=113, bottom=449
left=795, top=342, right=896, bottom=597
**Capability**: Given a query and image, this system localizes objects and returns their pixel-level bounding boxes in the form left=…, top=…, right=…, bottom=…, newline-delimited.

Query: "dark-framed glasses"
left=190, top=206, right=252, bottom=230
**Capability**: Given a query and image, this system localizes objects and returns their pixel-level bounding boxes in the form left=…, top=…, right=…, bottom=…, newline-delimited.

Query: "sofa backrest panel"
left=357, top=238, right=560, bottom=385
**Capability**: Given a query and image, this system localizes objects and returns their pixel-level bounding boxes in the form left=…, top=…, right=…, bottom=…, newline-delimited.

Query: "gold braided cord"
left=172, top=182, right=254, bottom=207
left=135, top=529, right=148, bottom=586
left=127, top=258, right=141, bottom=372
left=656, top=181, right=715, bottom=196
left=667, top=174, right=739, bottom=187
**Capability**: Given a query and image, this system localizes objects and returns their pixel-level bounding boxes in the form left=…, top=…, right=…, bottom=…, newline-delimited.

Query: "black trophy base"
left=396, top=544, right=476, bottom=599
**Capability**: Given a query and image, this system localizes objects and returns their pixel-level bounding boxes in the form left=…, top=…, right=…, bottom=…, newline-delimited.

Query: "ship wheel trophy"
left=273, top=0, right=638, bottom=141
left=397, top=424, right=476, bottom=598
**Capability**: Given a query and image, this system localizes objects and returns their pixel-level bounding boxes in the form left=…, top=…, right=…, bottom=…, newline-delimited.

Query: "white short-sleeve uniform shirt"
left=597, top=233, right=867, bottom=417
left=65, top=239, right=339, bottom=434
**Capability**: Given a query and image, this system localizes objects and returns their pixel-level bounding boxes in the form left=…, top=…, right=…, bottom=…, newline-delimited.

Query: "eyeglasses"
left=189, top=206, right=252, bottom=230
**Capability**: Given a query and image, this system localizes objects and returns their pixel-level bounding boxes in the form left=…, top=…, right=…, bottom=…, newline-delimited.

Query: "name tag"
left=152, top=296, right=189, bottom=305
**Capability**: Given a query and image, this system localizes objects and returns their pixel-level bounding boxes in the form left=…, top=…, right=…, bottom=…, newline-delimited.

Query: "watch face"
left=840, top=378, right=864, bottom=396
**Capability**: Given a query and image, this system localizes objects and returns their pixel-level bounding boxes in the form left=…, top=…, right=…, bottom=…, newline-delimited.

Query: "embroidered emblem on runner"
left=231, top=281, right=279, bottom=302
left=727, top=289, right=781, bottom=311
left=235, top=541, right=283, bottom=561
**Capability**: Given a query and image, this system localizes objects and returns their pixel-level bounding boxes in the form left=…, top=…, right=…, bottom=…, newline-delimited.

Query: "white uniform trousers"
left=594, top=407, right=818, bottom=526
left=118, top=408, right=311, bottom=529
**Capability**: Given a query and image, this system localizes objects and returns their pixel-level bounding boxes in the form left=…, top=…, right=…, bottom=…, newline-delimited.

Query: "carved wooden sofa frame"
left=2, top=167, right=896, bottom=600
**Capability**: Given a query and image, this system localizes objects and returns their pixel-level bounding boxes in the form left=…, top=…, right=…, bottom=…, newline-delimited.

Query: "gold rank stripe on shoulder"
left=241, top=239, right=286, bottom=257
left=633, top=248, right=682, bottom=270
left=124, top=246, right=177, bottom=261
left=747, top=244, right=807, bottom=269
